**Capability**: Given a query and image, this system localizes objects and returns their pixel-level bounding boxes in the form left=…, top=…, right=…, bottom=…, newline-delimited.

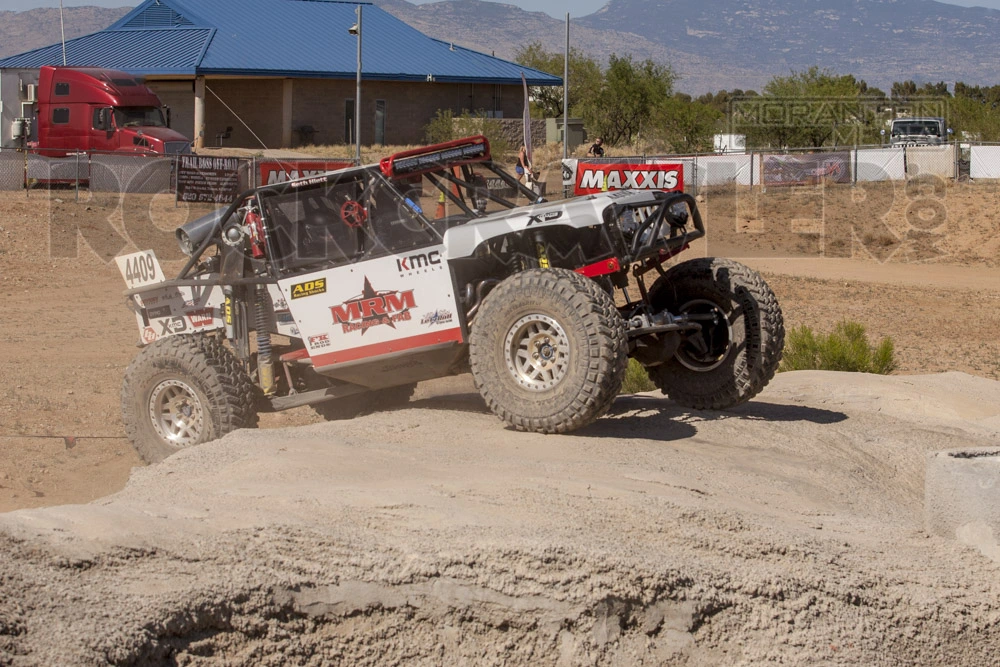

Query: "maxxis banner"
left=563, top=159, right=683, bottom=196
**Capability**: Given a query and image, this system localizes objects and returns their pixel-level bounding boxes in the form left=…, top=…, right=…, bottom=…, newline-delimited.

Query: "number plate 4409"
left=115, top=250, right=165, bottom=289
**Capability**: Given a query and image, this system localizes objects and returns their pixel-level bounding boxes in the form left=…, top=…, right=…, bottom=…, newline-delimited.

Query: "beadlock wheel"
left=503, top=314, right=571, bottom=392
left=148, top=378, right=206, bottom=447
left=468, top=268, right=628, bottom=434
left=122, top=335, right=259, bottom=464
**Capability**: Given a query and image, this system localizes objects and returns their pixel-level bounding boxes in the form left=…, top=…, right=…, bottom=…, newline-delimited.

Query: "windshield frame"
left=113, top=106, right=167, bottom=129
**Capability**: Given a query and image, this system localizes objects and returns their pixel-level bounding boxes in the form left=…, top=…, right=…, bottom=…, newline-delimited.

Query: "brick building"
left=0, top=0, right=559, bottom=149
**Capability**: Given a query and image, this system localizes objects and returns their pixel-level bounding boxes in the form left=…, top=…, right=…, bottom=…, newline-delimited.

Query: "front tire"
left=469, top=268, right=628, bottom=433
left=646, top=258, right=784, bottom=410
left=121, top=335, right=259, bottom=464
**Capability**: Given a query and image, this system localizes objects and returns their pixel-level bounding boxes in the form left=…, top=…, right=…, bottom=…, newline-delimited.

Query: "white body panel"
left=279, top=244, right=462, bottom=368
left=129, top=280, right=226, bottom=345
left=443, top=190, right=643, bottom=259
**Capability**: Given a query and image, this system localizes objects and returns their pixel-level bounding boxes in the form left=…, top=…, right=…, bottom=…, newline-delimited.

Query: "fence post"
left=853, top=145, right=858, bottom=187
left=75, top=153, right=80, bottom=203
left=692, top=152, right=698, bottom=196
left=749, top=151, right=754, bottom=189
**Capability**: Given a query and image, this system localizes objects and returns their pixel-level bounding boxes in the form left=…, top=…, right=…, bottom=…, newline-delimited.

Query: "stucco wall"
left=146, top=76, right=525, bottom=149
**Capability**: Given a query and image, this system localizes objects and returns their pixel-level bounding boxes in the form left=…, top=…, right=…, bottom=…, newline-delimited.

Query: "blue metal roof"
left=0, top=0, right=561, bottom=86
left=0, top=28, right=212, bottom=75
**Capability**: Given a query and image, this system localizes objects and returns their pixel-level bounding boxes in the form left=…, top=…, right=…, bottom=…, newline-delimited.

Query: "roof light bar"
left=380, top=135, right=490, bottom=178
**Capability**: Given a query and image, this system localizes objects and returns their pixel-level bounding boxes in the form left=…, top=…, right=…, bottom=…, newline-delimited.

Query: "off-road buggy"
left=116, top=136, right=784, bottom=463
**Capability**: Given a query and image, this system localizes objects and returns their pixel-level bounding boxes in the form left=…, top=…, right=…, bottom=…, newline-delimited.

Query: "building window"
left=54, top=82, right=70, bottom=96
left=375, top=100, right=386, bottom=146
left=52, top=108, right=70, bottom=124
left=344, top=99, right=355, bottom=144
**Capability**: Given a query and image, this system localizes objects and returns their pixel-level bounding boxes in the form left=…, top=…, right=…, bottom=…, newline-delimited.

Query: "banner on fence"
left=906, top=145, right=956, bottom=179
left=176, top=155, right=240, bottom=203
left=564, top=160, right=684, bottom=195
left=762, top=152, right=850, bottom=186
left=855, top=148, right=905, bottom=182
left=690, top=154, right=754, bottom=187
left=970, top=146, right=1000, bottom=179
left=259, top=160, right=353, bottom=186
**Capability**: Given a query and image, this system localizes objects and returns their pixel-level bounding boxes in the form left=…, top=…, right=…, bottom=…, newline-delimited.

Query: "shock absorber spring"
left=255, top=285, right=276, bottom=396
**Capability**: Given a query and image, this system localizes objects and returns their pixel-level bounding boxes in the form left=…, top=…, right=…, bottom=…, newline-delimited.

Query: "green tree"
left=737, top=67, right=883, bottom=149
left=423, top=109, right=511, bottom=155
left=648, top=95, right=722, bottom=153
left=514, top=42, right=602, bottom=119
left=579, top=54, right=675, bottom=146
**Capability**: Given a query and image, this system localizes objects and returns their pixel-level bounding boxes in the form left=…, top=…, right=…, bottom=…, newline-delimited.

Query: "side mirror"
left=947, top=127, right=954, bottom=135
left=98, top=107, right=110, bottom=131
left=163, top=105, right=171, bottom=128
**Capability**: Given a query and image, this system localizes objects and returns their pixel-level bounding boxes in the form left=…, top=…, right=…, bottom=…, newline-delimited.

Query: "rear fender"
left=128, top=282, right=225, bottom=346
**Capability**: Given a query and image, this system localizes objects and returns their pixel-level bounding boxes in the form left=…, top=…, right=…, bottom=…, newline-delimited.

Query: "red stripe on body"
left=310, top=327, right=464, bottom=367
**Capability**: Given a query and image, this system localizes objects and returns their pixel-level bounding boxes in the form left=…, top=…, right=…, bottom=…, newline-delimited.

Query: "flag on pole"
left=521, top=72, right=532, bottom=166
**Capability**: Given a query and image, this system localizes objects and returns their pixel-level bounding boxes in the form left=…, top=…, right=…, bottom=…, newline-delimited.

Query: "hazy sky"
left=6, top=0, right=1000, bottom=19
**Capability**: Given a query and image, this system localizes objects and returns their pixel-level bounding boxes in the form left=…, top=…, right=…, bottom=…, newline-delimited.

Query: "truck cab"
left=34, top=65, right=190, bottom=156
left=889, top=117, right=950, bottom=147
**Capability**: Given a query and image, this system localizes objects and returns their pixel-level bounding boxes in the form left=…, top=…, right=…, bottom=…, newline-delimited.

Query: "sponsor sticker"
left=291, top=278, right=327, bottom=300
left=186, top=308, right=214, bottom=328
left=526, top=211, right=563, bottom=226
left=146, top=305, right=172, bottom=320
left=330, top=276, right=415, bottom=335
left=142, top=327, right=157, bottom=344
left=420, top=309, right=454, bottom=327
left=308, top=333, right=331, bottom=349
left=573, top=162, right=683, bottom=195
left=258, top=160, right=353, bottom=186
left=396, top=250, right=442, bottom=275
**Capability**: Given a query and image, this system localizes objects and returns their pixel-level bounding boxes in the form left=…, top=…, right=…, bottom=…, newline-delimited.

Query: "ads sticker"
left=142, top=327, right=157, bottom=344
left=330, top=276, right=415, bottom=335
left=290, top=278, right=327, bottom=300
left=421, top=309, right=454, bottom=327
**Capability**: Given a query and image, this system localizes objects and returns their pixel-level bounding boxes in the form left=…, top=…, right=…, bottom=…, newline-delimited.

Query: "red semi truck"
left=1, top=65, right=190, bottom=156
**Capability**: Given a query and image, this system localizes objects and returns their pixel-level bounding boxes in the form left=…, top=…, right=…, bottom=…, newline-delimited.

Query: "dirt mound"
left=1, top=372, right=998, bottom=665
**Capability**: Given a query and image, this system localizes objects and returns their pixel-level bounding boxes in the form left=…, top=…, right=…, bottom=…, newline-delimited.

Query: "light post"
left=349, top=6, right=362, bottom=163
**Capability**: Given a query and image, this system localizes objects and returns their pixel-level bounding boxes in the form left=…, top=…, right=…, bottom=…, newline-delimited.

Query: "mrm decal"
left=331, top=277, right=415, bottom=334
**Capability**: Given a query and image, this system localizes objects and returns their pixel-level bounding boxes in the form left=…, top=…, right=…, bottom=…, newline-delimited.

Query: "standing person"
left=515, top=144, right=531, bottom=183
left=587, top=137, right=605, bottom=157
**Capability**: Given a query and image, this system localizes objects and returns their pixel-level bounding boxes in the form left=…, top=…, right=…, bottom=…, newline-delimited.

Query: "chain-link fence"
left=561, top=142, right=1000, bottom=195
left=4, top=143, right=1000, bottom=200
left=0, top=150, right=369, bottom=199
left=0, top=149, right=257, bottom=198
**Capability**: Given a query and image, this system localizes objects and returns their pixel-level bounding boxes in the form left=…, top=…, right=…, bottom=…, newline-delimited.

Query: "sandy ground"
left=0, top=176, right=999, bottom=663
left=1, top=372, right=998, bottom=664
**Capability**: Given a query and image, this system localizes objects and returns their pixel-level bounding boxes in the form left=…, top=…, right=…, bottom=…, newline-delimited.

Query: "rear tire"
left=121, top=335, right=258, bottom=464
left=646, top=258, right=784, bottom=410
left=469, top=268, right=628, bottom=433
left=310, top=384, right=416, bottom=421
